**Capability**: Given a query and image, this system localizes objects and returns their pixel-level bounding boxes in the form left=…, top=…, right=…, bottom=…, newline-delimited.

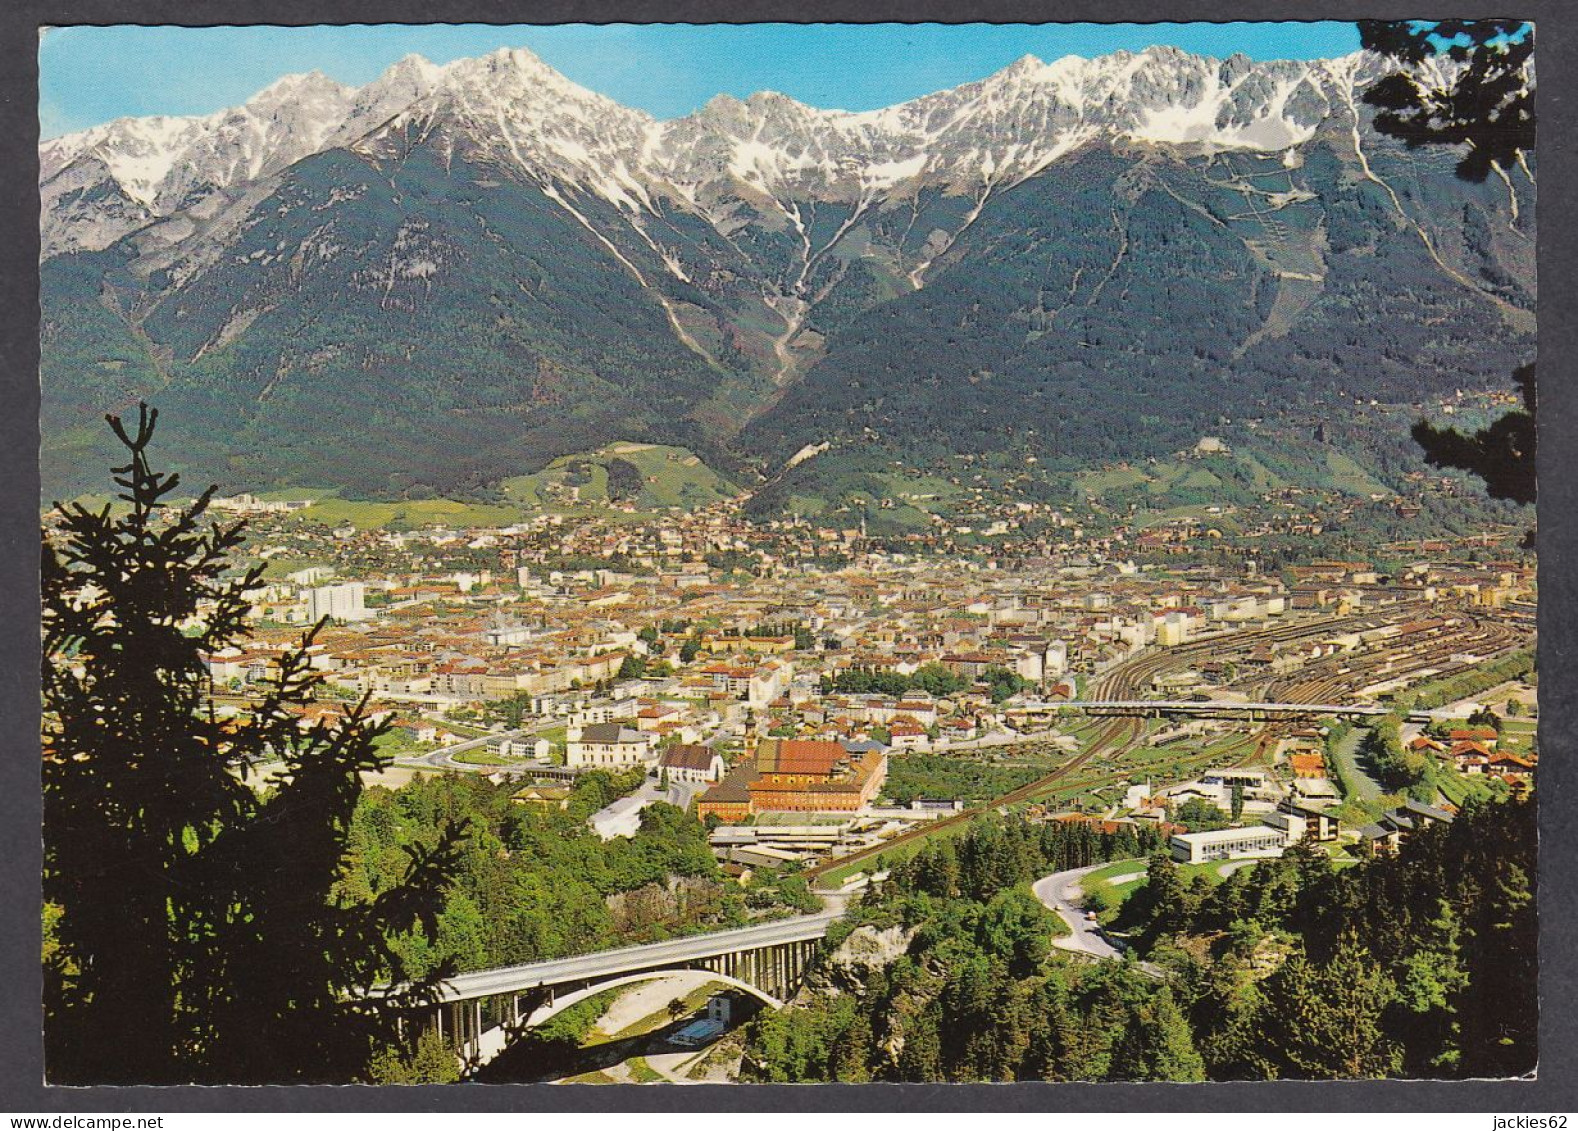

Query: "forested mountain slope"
left=40, top=45, right=1534, bottom=507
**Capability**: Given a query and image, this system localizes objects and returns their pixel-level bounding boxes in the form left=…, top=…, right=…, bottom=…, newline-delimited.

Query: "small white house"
left=658, top=744, right=726, bottom=783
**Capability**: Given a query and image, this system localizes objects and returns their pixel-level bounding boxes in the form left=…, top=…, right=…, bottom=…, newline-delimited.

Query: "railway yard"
left=805, top=598, right=1533, bottom=888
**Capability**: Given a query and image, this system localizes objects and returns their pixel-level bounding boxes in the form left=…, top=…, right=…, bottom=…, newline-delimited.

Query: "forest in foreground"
left=743, top=799, right=1537, bottom=1082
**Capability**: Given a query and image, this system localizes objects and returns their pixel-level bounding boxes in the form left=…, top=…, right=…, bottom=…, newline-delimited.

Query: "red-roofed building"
left=888, top=721, right=929, bottom=750
left=1288, top=753, right=1327, bottom=779
left=696, top=738, right=887, bottom=821
left=1487, top=752, right=1536, bottom=780
left=762, top=739, right=846, bottom=778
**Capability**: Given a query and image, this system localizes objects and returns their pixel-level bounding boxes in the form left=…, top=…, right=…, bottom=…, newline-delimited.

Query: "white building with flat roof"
left=1170, top=824, right=1290, bottom=864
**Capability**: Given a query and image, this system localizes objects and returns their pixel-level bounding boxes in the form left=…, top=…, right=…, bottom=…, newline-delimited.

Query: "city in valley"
left=169, top=478, right=1532, bottom=1082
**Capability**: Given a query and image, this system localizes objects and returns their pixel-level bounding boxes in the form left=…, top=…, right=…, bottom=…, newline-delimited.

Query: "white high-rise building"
left=1157, top=611, right=1191, bottom=647
left=307, top=581, right=369, bottom=622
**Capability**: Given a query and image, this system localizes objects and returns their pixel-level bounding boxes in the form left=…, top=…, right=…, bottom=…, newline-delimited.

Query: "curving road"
left=1031, top=862, right=1135, bottom=960
left=393, top=727, right=530, bottom=772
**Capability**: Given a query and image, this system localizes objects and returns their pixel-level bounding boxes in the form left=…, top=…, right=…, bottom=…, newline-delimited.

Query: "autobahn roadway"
left=409, top=896, right=849, bottom=1005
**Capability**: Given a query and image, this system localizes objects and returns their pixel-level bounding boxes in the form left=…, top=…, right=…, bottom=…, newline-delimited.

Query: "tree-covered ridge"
left=738, top=135, right=1532, bottom=493
left=40, top=147, right=761, bottom=500
left=744, top=798, right=1535, bottom=1082
left=1129, top=797, right=1536, bottom=1079
left=745, top=816, right=1178, bottom=1082
left=337, top=771, right=814, bottom=979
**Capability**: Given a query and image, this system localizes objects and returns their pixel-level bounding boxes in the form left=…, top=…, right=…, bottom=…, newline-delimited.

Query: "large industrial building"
left=697, top=739, right=888, bottom=823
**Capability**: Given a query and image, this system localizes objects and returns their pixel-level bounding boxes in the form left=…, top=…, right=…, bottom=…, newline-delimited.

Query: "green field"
left=1324, top=449, right=1391, bottom=496
left=500, top=442, right=738, bottom=511
left=1079, top=857, right=1262, bottom=917
left=449, top=747, right=511, bottom=766
left=294, top=495, right=526, bottom=531
left=537, top=724, right=568, bottom=746
left=883, top=753, right=1063, bottom=805
left=372, top=731, right=430, bottom=758
left=1431, top=765, right=1500, bottom=808
left=212, top=441, right=742, bottom=532
left=1076, top=466, right=1150, bottom=495
left=1079, top=858, right=1154, bottom=898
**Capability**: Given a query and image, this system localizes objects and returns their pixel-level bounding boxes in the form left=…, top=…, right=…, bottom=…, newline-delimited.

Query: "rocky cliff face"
left=42, top=45, right=1397, bottom=263
left=802, top=923, right=918, bottom=998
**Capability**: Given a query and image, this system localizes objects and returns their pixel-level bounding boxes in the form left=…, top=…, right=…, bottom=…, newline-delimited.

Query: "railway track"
left=800, top=615, right=1390, bottom=886
left=806, top=714, right=1144, bottom=884
left=809, top=605, right=1529, bottom=886
left=1227, top=612, right=1530, bottom=771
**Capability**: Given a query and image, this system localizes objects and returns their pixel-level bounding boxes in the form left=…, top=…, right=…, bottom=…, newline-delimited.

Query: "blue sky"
left=39, top=22, right=1363, bottom=139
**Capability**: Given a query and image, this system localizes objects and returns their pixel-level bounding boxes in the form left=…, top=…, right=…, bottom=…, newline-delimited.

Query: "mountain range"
left=39, top=43, right=1536, bottom=518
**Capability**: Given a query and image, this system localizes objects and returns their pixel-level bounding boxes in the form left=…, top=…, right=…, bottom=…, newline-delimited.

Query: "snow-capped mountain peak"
left=42, top=43, right=1396, bottom=259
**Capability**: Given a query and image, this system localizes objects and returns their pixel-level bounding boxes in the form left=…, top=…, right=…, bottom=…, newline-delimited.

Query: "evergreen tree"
left=1391, top=899, right=1471, bottom=1075
left=1360, top=21, right=1536, bottom=523
left=976, top=886, right=1053, bottom=977
left=896, top=1001, right=944, bottom=1081
left=1261, top=935, right=1400, bottom=1079
left=1109, top=986, right=1206, bottom=1082
left=1455, top=810, right=1538, bottom=1077
left=1135, top=849, right=1190, bottom=942
left=831, top=1009, right=873, bottom=1082
left=1023, top=972, right=1080, bottom=1081
left=1413, top=364, right=1535, bottom=508
left=1191, top=969, right=1271, bottom=1080
left=1359, top=20, right=1534, bottom=184
left=41, top=406, right=462, bottom=1084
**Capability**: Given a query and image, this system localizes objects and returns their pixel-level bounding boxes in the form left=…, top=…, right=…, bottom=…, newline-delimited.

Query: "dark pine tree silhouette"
left=1360, top=21, right=1536, bottom=515
left=1412, top=362, right=1536, bottom=507
left=1359, top=20, right=1534, bottom=184
left=42, top=405, right=465, bottom=1084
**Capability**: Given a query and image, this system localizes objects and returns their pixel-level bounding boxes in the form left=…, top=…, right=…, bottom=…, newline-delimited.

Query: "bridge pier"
left=445, top=998, right=483, bottom=1066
